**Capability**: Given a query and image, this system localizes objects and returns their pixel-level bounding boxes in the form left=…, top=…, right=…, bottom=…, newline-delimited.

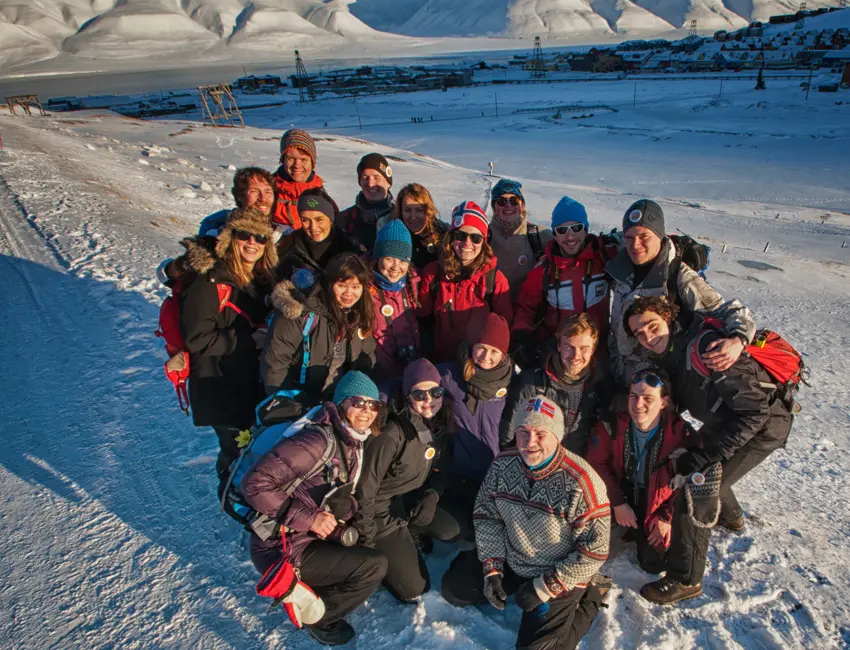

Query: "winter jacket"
left=241, top=402, right=366, bottom=564
left=489, top=221, right=553, bottom=302
left=369, top=274, right=421, bottom=383
left=338, top=193, right=394, bottom=254
left=260, top=280, right=377, bottom=403
left=474, top=446, right=610, bottom=596
left=500, top=357, right=613, bottom=455
left=272, top=168, right=327, bottom=233
left=513, top=236, right=616, bottom=344
left=439, top=362, right=508, bottom=483
left=606, top=237, right=756, bottom=384
left=418, top=257, right=513, bottom=363
left=586, top=412, right=693, bottom=549
left=276, top=228, right=360, bottom=284
left=179, top=244, right=271, bottom=428
left=354, top=408, right=452, bottom=546
left=652, top=317, right=793, bottom=472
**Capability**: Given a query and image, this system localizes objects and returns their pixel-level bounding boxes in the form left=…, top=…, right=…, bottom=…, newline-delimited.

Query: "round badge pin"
left=425, top=447, right=436, bottom=460
left=381, top=304, right=394, bottom=318
left=385, top=165, right=393, bottom=178
left=518, top=254, right=528, bottom=266
left=496, top=388, right=508, bottom=398
left=628, top=209, right=643, bottom=223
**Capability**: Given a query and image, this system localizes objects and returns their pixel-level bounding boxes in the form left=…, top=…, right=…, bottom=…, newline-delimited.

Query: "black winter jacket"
left=654, top=318, right=793, bottom=472
left=276, top=227, right=359, bottom=283
left=500, top=357, right=613, bottom=455
left=179, top=247, right=271, bottom=428
left=354, top=408, right=452, bottom=546
left=260, top=280, right=376, bottom=403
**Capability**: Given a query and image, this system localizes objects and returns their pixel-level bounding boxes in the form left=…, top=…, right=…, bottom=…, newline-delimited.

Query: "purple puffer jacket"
left=438, top=363, right=507, bottom=483
left=241, top=402, right=365, bottom=565
left=369, top=273, right=421, bottom=383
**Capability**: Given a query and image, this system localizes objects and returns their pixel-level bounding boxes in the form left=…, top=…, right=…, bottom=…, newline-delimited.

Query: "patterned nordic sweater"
left=473, top=446, right=611, bottom=598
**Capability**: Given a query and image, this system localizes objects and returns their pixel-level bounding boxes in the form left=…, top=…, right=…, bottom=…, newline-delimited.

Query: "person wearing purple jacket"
left=242, top=371, right=388, bottom=646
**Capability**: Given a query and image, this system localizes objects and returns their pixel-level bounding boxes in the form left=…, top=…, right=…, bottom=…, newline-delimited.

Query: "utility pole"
left=633, top=83, right=637, bottom=107
left=355, top=98, right=362, bottom=129
left=719, top=78, right=724, bottom=97
left=294, top=50, right=315, bottom=104
left=494, top=92, right=499, bottom=117
left=805, top=66, right=813, bottom=102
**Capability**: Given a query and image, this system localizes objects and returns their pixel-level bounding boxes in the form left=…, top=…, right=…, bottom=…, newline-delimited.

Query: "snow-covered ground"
left=1, top=74, right=849, bottom=649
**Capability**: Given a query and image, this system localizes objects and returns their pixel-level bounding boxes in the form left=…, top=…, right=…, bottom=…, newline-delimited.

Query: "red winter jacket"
left=418, top=256, right=513, bottom=363
left=370, top=273, right=422, bottom=382
left=585, top=412, right=692, bottom=550
left=272, top=168, right=326, bottom=232
left=512, top=236, right=614, bottom=343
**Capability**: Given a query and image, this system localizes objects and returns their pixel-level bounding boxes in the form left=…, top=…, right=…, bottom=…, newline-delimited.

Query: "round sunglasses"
left=495, top=196, right=521, bottom=207
left=451, top=230, right=484, bottom=245
left=409, top=387, right=445, bottom=402
left=233, top=229, right=270, bottom=244
left=349, top=397, right=381, bottom=412
left=554, top=223, right=586, bottom=235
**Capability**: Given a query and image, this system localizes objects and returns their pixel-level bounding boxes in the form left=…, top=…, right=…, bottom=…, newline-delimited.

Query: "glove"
left=514, top=580, right=545, bottom=612
left=675, top=451, right=706, bottom=477
left=483, top=574, right=507, bottom=611
left=510, top=331, right=538, bottom=370
left=408, top=489, right=439, bottom=527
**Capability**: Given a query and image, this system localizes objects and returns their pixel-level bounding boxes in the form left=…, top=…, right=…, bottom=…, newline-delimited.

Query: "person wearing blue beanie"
left=333, top=370, right=380, bottom=405
left=551, top=196, right=589, bottom=231
left=374, top=220, right=413, bottom=263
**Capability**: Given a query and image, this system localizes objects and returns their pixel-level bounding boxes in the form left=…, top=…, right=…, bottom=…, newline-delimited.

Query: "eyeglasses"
left=349, top=397, right=381, bottom=412
left=495, top=196, right=521, bottom=207
left=451, top=230, right=484, bottom=245
left=410, top=387, right=445, bottom=402
left=554, top=224, right=586, bottom=235
left=233, top=229, right=270, bottom=244
left=631, top=371, right=664, bottom=388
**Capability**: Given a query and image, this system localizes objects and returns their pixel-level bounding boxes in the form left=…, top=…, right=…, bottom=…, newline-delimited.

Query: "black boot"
left=411, top=531, right=433, bottom=555
left=640, top=576, right=702, bottom=605
left=305, top=620, right=355, bottom=646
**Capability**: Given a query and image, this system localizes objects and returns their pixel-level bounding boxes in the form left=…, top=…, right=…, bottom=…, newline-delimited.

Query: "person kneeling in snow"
left=444, top=396, right=612, bottom=650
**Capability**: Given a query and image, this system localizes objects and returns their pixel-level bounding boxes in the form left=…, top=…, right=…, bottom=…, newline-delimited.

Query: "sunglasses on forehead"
left=451, top=230, right=484, bottom=245
left=554, top=223, right=586, bottom=235
left=631, top=371, right=664, bottom=388
left=495, top=196, right=521, bottom=207
left=349, top=396, right=381, bottom=412
left=233, top=229, right=270, bottom=244
left=409, top=387, right=445, bottom=402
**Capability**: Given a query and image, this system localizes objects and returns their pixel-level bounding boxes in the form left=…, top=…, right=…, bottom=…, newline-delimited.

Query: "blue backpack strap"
left=300, top=312, right=317, bottom=385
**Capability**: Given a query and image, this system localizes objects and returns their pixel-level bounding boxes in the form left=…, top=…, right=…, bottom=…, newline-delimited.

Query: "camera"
left=326, top=524, right=360, bottom=547
left=398, top=345, right=417, bottom=361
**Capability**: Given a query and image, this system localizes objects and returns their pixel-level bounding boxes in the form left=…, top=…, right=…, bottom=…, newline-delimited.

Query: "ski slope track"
left=0, top=109, right=849, bottom=648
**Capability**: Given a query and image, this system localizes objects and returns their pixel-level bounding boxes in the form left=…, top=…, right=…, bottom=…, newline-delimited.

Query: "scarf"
left=300, top=228, right=335, bottom=267
left=355, top=192, right=394, bottom=224
left=549, top=353, right=591, bottom=386
left=374, top=270, right=407, bottom=293
left=342, top=421, right=372, bottom=442
left=547, top=355, right=590, bottom=435
left=464, top=353, right=512, bottom=415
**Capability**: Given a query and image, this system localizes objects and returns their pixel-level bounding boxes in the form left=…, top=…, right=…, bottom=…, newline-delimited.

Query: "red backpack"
left=155, top=278, right=256, bottom=415
left=688, top=320, right=809, bottom=412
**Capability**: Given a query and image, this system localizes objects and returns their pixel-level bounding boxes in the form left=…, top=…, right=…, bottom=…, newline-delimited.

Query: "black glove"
left=510, top=331, right=538, bottom=370
left=675, top=451, right=706, bottom=477
left=323, top=483, right=356, bottom=520
left=514, top=580, right=544, bottom=612
left=483, top=574, right=507, bottom=611
left=408, top=489, right=439, bottom=527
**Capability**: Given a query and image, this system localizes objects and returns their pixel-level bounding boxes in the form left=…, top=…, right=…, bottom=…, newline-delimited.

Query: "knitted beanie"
left=623, top=199, right=665, bottom=241
left=215, top=207, right=278, bottom=270
left=374, top=220, right=413, bottom=263
left=402, top=358, right=442, bottom=396
left=491, top=178, right=524, bottom=204
left=333, top=371, right=380, bottom=405
left=357, top=153, right=393, bottom=187
left=450, top=201, right=490, bottom=239
left=551, top=196, right=589, bottom=230
left=280, top=129, right=317, bottom=165
left=297, top=190, right=336, bottom=220
left=471, top=313, right=510, bottom=356
left=511, top=396, right=566, bottom=441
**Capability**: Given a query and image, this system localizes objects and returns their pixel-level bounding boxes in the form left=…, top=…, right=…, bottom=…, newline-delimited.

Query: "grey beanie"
left=623, top=199, right=665, bottom=241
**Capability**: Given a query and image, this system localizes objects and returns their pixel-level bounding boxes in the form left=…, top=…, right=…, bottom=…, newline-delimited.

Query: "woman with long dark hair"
left=261, top=253, right=376, bottom=412
left=418, top=201, right=512, bottom=363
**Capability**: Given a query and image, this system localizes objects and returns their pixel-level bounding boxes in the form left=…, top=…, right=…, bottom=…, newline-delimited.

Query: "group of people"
left=160, top=128, right=795, bottom=647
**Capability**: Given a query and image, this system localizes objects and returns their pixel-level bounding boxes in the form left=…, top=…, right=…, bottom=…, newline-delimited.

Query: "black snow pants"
left=374, top=526, right=430, bottom=603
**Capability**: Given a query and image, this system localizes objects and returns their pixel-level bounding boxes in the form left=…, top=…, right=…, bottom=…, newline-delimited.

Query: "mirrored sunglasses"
left=349, top=397, right=381, bottom=412
left=233, top=229, right=270, bottom=244
left=451, top=230, right=484, bottom=245
left=554, top=223, right=586, bottom=235
left=495, top=196, right=521, bottom=207
left=409, top=387, right=445, bottom=402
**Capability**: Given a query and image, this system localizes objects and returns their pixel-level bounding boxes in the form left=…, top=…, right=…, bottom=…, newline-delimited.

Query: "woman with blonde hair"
left=383, top=183, right=448, bottom=270
left=179, top=207, right=278, bottom=486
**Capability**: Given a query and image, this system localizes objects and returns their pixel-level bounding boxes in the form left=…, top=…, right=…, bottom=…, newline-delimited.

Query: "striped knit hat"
left=511, top=397, right=565, bottom=441
left=279, top=129, right=317, bottom=165
left=450, top=201, right=490, bottom=239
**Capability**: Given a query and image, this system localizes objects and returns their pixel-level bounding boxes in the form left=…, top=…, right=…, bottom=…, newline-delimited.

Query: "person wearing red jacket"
left=418, top=201, right=512, bottom=363
left=585, top=367, right=695, bottom=574
left=272, top=129, right=328, bottom=234
left=512, top=196, right=616, bottom=369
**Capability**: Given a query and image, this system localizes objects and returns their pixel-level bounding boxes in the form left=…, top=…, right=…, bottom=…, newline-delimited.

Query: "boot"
left=305, top=619, right=355, bottom=646
left=639, top=576, right=702, bottom=605
left=587, top=574, right=613, bottom=608
left=717, top=513, right=745, bottom=532
left=411, top=531, right=433, bottom=555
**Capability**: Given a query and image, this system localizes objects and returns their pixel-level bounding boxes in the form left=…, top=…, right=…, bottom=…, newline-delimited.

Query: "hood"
left=181, top=236, right=217, bottom=274
left=270, top=279, right=329, bottom=320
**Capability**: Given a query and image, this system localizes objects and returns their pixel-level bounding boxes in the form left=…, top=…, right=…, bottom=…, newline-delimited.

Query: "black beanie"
left=623, top=199, right=665, bottom=241
left=357, top=153, right=393, bottom=187
left=298, top=190, right=336, bottom=220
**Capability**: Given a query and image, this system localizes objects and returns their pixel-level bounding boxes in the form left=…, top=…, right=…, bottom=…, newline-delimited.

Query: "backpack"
left=526, top=224, right=546, bottom=263
left=154, top=277, right=262, bottom=415
left=688, top=320, right=809, bottom=413
left=669, top=233, right=711, bottom=278
left=220, top=404, right=339, bottom=537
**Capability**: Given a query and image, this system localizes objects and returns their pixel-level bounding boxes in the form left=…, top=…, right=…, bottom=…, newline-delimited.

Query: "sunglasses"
left=452, top=230, right=484, bottom=245
left=495, top=196, right=521, bottom=207
left=631, top=371, right=664, bottom=388
left=349, top=397, right=381, bottom=412
left=410, top=387, right=445, bottom=402
left=554, top=223, right=586, bottom=235
left=233, top=229, right=270, bottom=244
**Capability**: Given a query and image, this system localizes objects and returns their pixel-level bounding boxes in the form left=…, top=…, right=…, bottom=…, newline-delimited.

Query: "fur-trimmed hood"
left=215, top=207, right=279, bottom=270
left=269, top=278, right=330, bottom=320
left=181, top=236, right=217, bottom=274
